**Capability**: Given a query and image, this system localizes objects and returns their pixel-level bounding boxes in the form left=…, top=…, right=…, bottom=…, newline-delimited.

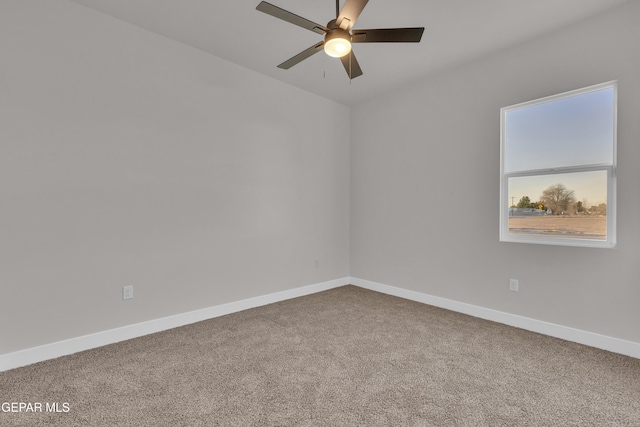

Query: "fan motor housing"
left=325, top=27, right=351, bottom=43
left=325, top=18, right=351, bottom=43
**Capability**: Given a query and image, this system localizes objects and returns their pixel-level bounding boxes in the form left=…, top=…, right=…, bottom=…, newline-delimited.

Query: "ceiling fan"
left=256, top=0, right=424, bottom=79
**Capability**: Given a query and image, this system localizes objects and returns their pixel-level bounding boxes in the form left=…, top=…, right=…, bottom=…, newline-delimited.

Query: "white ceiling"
left=68, top=0, right=629, bottom=106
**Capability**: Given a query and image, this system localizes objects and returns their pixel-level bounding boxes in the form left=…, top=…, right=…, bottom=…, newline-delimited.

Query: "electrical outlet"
left=123, top=285, right=134, bottom=300
left=315, top=259, right=319, bottom=268
left=509, top=279, right=519, bottom=292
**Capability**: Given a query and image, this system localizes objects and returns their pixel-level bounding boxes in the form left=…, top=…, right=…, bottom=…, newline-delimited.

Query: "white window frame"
left=499, top=81, right=617, bottom=248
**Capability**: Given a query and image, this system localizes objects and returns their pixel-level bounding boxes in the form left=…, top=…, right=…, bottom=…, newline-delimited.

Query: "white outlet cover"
left=123, top=285, right=134, bottom=300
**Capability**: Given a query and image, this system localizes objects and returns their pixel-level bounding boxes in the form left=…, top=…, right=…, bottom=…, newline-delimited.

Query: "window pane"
left=504, top=87, right=614, bottom=173
left=507, top=171, right=607, bottom=240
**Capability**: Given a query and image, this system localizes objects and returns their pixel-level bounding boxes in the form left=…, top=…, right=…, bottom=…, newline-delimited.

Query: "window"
left=500, top=81, right=617, bottom=248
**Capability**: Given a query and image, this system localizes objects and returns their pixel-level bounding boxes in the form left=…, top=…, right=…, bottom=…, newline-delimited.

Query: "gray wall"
left=0, top=1, right=350, bottom=354
left=350, top=1, right=640, bottom=343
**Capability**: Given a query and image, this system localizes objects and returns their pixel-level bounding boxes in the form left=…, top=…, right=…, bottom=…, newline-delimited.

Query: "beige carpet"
left=1, top=285, right=639, bottom=426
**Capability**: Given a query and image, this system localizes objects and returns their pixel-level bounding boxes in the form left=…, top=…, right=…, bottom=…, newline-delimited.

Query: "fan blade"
left=256, top=1, right=327, bottom=34
left=336, top=0, right=369, bottom=30
left=351, top=27, right=425, bottom=43
left=339, top=51, right=363, bottom=79
left=277, top=42, right=325, bottom=69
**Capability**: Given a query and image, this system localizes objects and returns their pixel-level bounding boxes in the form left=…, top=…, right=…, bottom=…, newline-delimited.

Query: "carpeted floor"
left=1, top=285, right=639, bottom=426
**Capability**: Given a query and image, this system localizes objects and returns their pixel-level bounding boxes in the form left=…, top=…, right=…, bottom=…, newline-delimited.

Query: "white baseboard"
left=3, top=275, right=638, bottom=372
left=0, top=277, right=350, bottom=372
left=349, top=276, right=640, bottom=359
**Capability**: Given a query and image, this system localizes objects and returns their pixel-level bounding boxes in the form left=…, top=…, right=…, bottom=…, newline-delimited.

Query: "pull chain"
left=323, top=54, right=326, bottom=78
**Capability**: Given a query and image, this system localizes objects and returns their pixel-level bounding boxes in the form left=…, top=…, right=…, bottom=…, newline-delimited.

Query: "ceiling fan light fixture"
left=324, top=28, right=351, bottom=58
left=256, top=0, right=425, bottom=79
